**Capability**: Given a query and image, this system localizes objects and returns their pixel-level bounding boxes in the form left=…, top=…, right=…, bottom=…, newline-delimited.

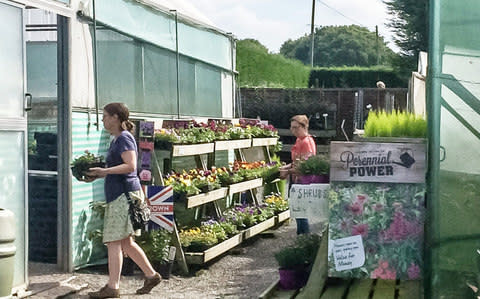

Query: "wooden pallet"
left=252, top=137, right=278, bottom=147
left=243, top=217, right=276, bottom=239
left=215, top=139, right=252, bottom=150
left=184, top=233, right=243, bottom=264
left=186, top=187, right=228, bottom=208
left=172, top=143, right=214, bottom=157
left=228, top=178, right=263, bottom=196
left=260, top=278, right=422, bottom=299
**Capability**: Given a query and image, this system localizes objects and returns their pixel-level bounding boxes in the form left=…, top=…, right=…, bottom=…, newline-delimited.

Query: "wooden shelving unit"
left=153, top=135, right=288, bottom=272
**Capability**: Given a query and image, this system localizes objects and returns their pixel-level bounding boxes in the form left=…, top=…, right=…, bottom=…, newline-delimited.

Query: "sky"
left=188, top=0, right=397, bottom=53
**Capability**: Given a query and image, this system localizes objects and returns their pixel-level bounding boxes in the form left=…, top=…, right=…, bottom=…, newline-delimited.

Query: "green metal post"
left=425, top=0, right=441, bottom=297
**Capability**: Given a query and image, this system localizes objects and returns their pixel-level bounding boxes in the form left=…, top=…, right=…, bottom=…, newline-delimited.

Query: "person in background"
left=280, top=114, right=317, bottom=234
left=86, top=103, right=161, bottom=298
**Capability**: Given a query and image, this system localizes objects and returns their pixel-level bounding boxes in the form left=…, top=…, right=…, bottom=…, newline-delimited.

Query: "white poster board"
left=288, top=183, right=329, bottom=222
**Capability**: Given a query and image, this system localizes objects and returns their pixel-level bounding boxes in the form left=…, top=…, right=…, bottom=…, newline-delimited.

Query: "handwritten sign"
left=332, top=235, right=365, bottom=271
left=289, top=184, right=329, bottom=221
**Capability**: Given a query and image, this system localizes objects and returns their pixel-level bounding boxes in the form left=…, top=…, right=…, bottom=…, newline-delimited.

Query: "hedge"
left=308, top=67, right=407, bottom=88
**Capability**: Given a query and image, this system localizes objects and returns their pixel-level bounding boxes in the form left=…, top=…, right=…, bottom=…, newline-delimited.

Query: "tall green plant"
left=364, top=110, right=426, bottom=138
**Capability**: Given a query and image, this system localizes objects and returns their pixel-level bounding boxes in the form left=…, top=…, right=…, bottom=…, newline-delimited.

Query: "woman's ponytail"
left=121, top=120, right=135, bottom=134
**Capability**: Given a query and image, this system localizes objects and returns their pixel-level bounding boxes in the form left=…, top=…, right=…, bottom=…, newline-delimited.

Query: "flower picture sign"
left=328, top=141, right=426, bottom=280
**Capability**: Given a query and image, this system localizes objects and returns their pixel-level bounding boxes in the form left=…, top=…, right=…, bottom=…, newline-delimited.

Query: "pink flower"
left=352, top=223, right=369, bottom=238
left=373, top=203, right=384, bottom=211
left=356, top=194, right=368, bottom=204
left=407, top=263, right=421, bottom=279
left=349, top=202, right=364, bottom=215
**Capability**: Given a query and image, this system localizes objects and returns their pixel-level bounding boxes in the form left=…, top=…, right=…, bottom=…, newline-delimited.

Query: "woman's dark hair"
left=103, top=102, right=135, bottom=134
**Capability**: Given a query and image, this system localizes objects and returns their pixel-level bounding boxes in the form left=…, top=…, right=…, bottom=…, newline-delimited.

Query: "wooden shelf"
left=186, top=187, right=228, bottom=209
left=184, top=233, right=243, bottom=264
left=276, top=209, right=290, bottom=224
left=251, top=137, right=278, bottom=147
left=214, top=139, right=252, bottom=151
left=172, top=143, right=214, bottom=157
left=228, top=178, right=263, bottom=196
left=243, top=217, right=276, bottom=239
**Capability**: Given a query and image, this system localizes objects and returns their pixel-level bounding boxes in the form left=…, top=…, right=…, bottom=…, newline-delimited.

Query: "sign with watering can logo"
left=329, top=141, right=426, bottom=183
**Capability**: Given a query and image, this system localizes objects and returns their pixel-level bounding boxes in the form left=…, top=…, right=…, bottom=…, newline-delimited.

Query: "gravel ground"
left=29, top=221, right=302, bottom=299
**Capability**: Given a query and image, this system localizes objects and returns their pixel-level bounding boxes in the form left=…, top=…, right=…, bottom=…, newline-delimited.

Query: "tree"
left=280, top=25, right=396, bottom=67
left=383, top=0, right=428, bottom=75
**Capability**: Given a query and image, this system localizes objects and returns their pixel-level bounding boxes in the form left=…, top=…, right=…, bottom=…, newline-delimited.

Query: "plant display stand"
left=152, top=134, right=285, bottom=273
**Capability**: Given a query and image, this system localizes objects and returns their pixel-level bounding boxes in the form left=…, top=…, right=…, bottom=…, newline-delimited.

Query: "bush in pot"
left=274, top=234, right=321, bottom=290
left=296, top=155, right=330, bottom=184
left=137, top=229, right=174, bottom=279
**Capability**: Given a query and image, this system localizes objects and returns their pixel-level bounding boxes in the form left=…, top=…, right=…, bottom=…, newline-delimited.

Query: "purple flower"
left=349, top=202, right=364, bottom=215
left=407, top=263, right=421, bottom=279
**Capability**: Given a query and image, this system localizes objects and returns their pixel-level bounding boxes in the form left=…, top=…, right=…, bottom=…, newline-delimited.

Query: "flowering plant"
left=179, top=219, right=238, bottom=252
left=264, top=193, right=289, bottom=213
left=328, top=182, right=425, bottom=280
left=164, top=168, right=221, bottom=196
left=222, top=204, right=275, bottom=228
left=239, top=118, right=279, bottom=138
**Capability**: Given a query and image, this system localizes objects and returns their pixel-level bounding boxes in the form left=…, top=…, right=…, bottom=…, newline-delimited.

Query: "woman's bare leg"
left=106, top=240, right=123, bottom=289
left=121, top=236, right=156, bottom=277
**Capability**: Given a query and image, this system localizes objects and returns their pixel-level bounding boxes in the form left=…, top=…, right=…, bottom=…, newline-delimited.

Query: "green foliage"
left=236, top=39, right=310, bottom=88
left=136, top=229, right=172, bottom=264
left=274, top=234, right=321, bottom=269
left=297, top=155, right=330, bottom=175
left=384, top=0, right=429, bottom=77
left=280, top=25, right=398, bottom=67
left=309, top=66, right=407, bottom=88
left=71, top=150, right=105, bottom=181
left=364, top=110, right=426, bottom=138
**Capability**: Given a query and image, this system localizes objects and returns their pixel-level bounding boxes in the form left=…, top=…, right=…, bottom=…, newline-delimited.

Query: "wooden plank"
left=228, top=178, right=263, bottom=195
left=252, top=137, right=278, bottom=147
left=269, top=289, right=298, bottom=299
left=215, top=139, right=252, bottom=151
left=172, top=143, right=214, bottom=157
left=330, top=141, right=427, bottom=183
left=277, top=210, right=290, bottom=223
left=184, top=233, right=243, bottom=264
left=295, top=228, right=329, bottom=299
left=186, top=187, right=228, bottom=209
left=397, top=280, right=422, bottom=299
left=319, top=279, right=351, bottom=299
left=258, top=279, right=280, bottom=299
left=372, top=279, right=396, bottom=299
left=353, top=136, right=427, bottom=144
left=243, top=217, right=276, bottom=239
left=346, top=279, right=374, bottom=299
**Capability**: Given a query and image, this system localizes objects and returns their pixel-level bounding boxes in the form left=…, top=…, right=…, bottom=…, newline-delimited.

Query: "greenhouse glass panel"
left=429, top=0, right=480, bottom=298
left=143, top=44, right=177, bottom=115
left=96, top=29, right=141, bottom=109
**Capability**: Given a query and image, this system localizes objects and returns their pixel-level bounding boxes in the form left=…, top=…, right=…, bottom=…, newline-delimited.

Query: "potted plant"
left=136, top=229, right=175, bottom=279
left=274, top=234, right=321, bottom=290
left=296, top=155, right=330, bottom=184
left=71, top=150, right=105, bottom=181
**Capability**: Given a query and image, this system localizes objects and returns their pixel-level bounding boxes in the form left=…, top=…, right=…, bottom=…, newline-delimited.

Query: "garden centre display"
left=328, top=112, right=427, bottom=280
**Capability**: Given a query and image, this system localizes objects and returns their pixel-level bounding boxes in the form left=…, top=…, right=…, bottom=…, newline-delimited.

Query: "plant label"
left=332, top=235, right=365, bottom=271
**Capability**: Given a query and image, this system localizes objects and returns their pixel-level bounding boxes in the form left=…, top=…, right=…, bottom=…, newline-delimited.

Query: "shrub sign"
left=328, top=140, right=426, bottom=280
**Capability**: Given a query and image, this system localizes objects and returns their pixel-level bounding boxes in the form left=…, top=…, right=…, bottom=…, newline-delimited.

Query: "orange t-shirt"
left=291, top=135, right=316, bottom=162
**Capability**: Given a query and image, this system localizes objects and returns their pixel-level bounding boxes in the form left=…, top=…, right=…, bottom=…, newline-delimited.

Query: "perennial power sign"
left=328, top=140, right=426, bottom=280
left=143, top=185, right=174, bottom=232
left=329, top=141, right=426, bottom=183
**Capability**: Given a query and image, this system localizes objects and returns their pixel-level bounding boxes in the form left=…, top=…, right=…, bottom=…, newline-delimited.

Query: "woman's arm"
left=87, top=150, right=137, bottom=178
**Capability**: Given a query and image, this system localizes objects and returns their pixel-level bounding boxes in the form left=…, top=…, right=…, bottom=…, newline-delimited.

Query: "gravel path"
left=53, top=221, right=299, bottom=299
